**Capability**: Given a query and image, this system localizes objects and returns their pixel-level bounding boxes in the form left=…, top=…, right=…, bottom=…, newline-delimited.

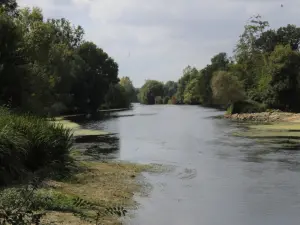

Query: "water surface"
left=73, top=104, right=300, bottom=225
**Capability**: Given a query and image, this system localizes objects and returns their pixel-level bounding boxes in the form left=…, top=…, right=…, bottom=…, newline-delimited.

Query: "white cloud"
left=18, top=0, right=300, bottom=86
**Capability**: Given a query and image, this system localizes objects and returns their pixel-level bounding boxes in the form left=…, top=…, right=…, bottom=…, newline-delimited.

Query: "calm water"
left=74, top=104, right=300, bottom=225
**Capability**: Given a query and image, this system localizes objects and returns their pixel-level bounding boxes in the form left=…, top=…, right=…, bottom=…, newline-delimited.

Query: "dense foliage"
left=0, top=107, right=73, bottom=185
left=139, top=15, right=300, bottom=113
left=0, top=1, right=133, bottom=116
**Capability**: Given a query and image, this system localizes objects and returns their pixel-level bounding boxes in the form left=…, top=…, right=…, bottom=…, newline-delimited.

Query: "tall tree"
left=164, top=81, right=177, bottom=98
left=211, top=71, right=245, bottom=106
left=176, top=66, right=199, bottom=103
left=120, top=76, right=136, bottom=102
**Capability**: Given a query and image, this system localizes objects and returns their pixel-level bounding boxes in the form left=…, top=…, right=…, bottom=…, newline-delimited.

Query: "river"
left=71, top=104, right=300, bottom=225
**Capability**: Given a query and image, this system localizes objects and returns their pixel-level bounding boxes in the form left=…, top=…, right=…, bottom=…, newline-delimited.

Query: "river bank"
left=0, top=114, right=158, bottom=225
left=224, top=111, right=300, bottom=123
left=44, top=117, right=157, bottom=224
left=41, top=160, right=152, bottom=225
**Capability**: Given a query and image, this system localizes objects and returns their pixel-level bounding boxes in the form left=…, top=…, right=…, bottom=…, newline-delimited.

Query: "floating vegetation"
left=232, top=121, right=300, bottom=151
left=52, top=118, right=109, bottom=137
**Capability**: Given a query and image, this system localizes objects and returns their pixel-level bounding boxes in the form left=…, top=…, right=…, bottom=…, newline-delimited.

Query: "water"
left=72, top=104, right=300, bottom=225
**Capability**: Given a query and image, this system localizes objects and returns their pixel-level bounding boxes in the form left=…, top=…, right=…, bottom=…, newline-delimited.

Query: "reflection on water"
left=70, top=104, right=300, bottom=225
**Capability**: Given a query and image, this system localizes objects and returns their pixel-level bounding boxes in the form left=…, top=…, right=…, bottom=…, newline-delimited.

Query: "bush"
left=0, top=108, right=73, bottom=185
left=155, top=96, right=163, bottom=104
left=163, top=96, right=170, bottom=104
left=228, top=100, right=267, bottom=114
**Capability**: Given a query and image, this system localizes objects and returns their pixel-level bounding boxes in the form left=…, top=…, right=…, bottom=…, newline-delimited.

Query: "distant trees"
left=138, top=80, right=164, bottom=104
left=120, top=76, right=137, bottom=102
left=138, top=14, right=300, bottom=112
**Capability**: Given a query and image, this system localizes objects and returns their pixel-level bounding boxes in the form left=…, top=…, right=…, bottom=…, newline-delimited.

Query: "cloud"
left=18, top=0, right=300, bottom=86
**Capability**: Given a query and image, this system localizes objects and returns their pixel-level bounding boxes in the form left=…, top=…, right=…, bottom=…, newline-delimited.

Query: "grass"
left=0, top=109, right=164, bottom=224
left=0, top=159, right=156, bottom=225
left=0, top=107, right=73, bottom=185
left=34, top=161, right=153, bottom=224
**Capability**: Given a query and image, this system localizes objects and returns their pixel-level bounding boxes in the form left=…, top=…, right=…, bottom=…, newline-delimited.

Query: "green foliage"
left=163, top=96, right=170, bottom=104
left=0, top=5, right=124, bottom=116
left=104, top=83, right=130, bottom=109
left=0, top=184, right=129, bottom=225
left=119, top=76, right=137, bottom=103
left=211, top=71, right=245, bottom=106
left=0, top=177, right=47, bottom=225
left=263, top=45, right=300, bottom=111
left=155, top=96, right=163, bottom=104
left=0, top=108, right=73, bottom=185
left=138, top=15, right=300, bottom=112
left=228, top=100, right=267, bottom=114
left=139, top=80, right=164, bottom=104
left=183, top=77, right=204, bottom=105
left=176, top=66, right=199, bottom=104
left=163, top=81, right=177, bottom=98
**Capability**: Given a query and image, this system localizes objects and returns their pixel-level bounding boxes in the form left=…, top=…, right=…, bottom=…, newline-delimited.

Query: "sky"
left=18, top=0, right=300, bottom=87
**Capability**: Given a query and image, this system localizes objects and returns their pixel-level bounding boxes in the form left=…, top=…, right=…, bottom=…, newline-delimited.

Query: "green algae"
left=52, top=118, right=108, bottom=137
left=248, top=122, right=300, bottom=132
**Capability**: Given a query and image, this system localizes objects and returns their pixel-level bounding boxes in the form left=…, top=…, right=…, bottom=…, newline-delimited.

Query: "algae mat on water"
left=233, top=121, right=300, bottom=142
left=248, top=122, right=300, bottom=132
left=52, top=118, right=109, bottom=136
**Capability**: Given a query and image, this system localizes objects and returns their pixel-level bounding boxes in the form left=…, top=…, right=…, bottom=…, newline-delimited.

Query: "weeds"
left=0, top=107, right=73, bottom=185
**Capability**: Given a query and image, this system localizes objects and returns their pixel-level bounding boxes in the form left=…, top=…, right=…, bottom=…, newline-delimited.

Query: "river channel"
left=71, top=104, right=300, bottom=225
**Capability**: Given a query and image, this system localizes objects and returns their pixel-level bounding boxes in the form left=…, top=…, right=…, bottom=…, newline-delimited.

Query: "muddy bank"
left=224, top=112, right=300, bottom=123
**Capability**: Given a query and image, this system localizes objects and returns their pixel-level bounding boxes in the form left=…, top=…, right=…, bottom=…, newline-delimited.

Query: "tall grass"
left=0, top=108, right=73, bottom=185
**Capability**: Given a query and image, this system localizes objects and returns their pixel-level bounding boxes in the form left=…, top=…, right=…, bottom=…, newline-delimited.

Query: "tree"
left=155, top=96, right=163, bottom=104
left=73, top=42, right=119, bottom=112
left=163, top=81, right=177, bottom=98
left=234, top=14, right=269, bottom=62
left=176, top=66, right=199, bottom=103
left=120, top=76, right=136, bottom=102
left=211, top=52, right=230, bottom=71
left=104, top=84, right=130, bottom=109
left=211, top=71, right=245, bottom=106
left=139, top=80, right=164, bottom=104
left=0, top=5, right=120, bottom=115
left=263, top=45, right=300, bottom=111
left=0, top=10, right=23, bottom=108
left=0, top=0, right=17, bottom=15
left=183, top=78, right=203, bottom=105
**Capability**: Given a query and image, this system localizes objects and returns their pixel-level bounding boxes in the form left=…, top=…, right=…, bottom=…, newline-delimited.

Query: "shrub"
left=0, top=108, right=73, bottom=185
left=155, top=96, right=163, bottom=104
left=228, top=100, right=267, bottom=114
left=163, top=96, right=170, bottom=104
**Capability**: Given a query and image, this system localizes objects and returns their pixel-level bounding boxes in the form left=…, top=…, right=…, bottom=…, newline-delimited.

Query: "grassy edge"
left=38, top=160, right=156, bottom=225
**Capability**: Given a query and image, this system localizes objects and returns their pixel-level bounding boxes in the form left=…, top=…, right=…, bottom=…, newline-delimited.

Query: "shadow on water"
left=66, top=113, right=122, bottom=161
left=74, top=134, right=121, bottom=161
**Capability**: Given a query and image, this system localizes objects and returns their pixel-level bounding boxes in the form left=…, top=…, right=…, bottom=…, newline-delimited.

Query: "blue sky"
left=19, top=0, right=300, bottom=87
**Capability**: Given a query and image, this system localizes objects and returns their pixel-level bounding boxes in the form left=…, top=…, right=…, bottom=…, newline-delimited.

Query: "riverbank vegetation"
left=0, top=1, right=151, bottom=224
left=138, top=15, right=300, bottom=114
left=0, top=107, right=156, bottom=224
left=0, top=0, right=136, bottom=116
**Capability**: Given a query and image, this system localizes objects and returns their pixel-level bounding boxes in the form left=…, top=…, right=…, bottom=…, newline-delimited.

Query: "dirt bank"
left=224, top=112, right=300, bottom=123
left=41, top=161, right=153, bottom=225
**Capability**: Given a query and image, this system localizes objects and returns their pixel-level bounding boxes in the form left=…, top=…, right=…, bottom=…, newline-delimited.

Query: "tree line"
left=138, top=15, right=300, bottom=113
left=0, top=0, right=136, bottom=116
